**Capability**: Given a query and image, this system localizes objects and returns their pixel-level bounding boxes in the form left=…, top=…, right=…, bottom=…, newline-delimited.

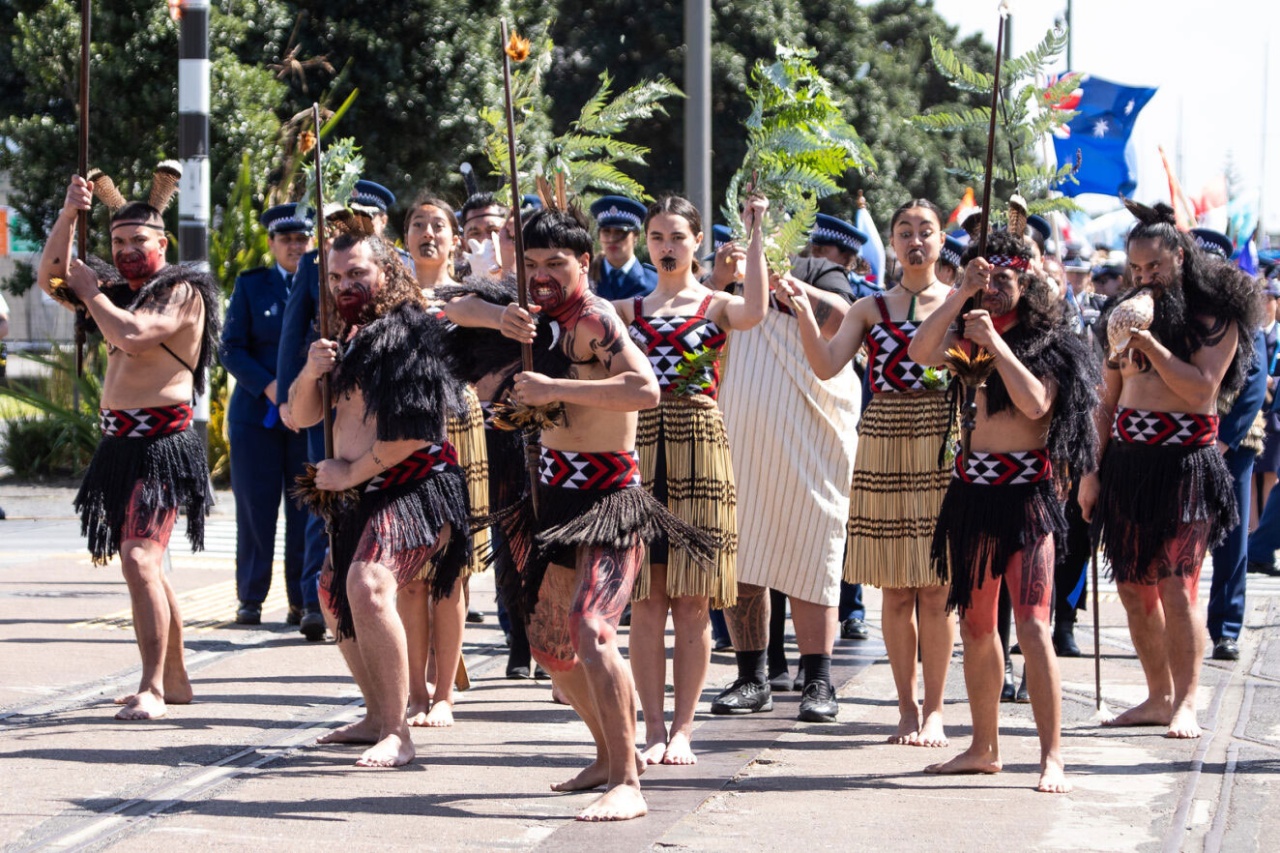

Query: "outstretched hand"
left=62, top=174, right=93, bottom=219
left=500, top=302, right=540, bottom=343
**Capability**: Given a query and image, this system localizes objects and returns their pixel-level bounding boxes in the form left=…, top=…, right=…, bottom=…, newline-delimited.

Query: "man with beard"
left=589, top=195, right=657, bottom=300
left=276, top=177, right=408, bottom=640
left=445, top=206, right=711, bottom=821
left=290, top=231, right=470, bottom=767
left=910, top=230, right=1099, bottom=793
left=38, top=167, right=220, bottom=720
left=1080, top=201, right=1260, bottom=738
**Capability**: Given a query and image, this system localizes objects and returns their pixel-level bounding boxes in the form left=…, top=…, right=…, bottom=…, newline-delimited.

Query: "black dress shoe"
left=1001, top=655, right=1016, bottom=703
left=235, top=602, right=262, bottom=625
left=1053, top=625, right=1081, bottom=657
left=1248, top=560, right=1276, bottom=575
left=710, top=678, right=773, bottom=715
left=841, top=617, right=870, bottom=640
left=534, top=666, right=549, bottom=679
left=1212, top=637, right=1240, bottom=661
left=768, top=670, right=792, bottom=692
left=299, top=608, right=326, bottom=641
left=466, top=609, right=485, bottom=624
left=797, top=680, right=839, bottom=722
left=1015, top=669, right=1030, bottom=703
left=506, top=665, right=531, bottom=679
left=286, top=605, right=303, bottom=626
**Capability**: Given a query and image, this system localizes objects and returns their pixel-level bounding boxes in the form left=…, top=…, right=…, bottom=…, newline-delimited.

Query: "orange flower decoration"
left=505, top=33, right=531, bottom=62
left=298, top=131, right=316, bottom=155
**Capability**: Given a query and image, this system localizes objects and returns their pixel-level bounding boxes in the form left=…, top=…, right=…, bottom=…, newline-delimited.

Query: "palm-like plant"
left=721, top=45, right=875, bottom=272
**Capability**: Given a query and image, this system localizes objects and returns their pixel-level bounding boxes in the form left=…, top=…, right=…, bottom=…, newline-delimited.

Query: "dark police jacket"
left=221, top=264, right=293, bottom=427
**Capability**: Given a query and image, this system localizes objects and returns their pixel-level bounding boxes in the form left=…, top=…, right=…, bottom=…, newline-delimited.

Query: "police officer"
left=221, top=204, right=315, bottom=629
left=588, top=195, right=657, bottom=299
left=809, top=213, right=880, bottom=299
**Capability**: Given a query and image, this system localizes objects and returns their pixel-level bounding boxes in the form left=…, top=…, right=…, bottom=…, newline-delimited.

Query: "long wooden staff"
left=500, top=20, right=541, bottom=515
left=74, top=0, right=91, bottom=378
left=311, top=103, right=336, bottom=461
left=956, top=2, right=1010, bottom=466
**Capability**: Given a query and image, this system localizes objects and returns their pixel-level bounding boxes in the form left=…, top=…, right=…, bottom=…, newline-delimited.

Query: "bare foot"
left=661, top=731, right=697, bottom=765
left=551, top=684, right=571, bottom=706
left=423, top=699, right=454, bottom=728
left=1102, top=696, right=1173, bottom=728
left=924, top=745, right=1001, bottom=775
left=406, top=701, right=431, bottom=727
left=888, top=710, right=920, bottom=745
left=577, top=783, right=648, bottom=822
left=355, top=731, right=415, bottom=768
left=114, top=674, right=193, bottom=707
left=639, top=738, right=667, bottom=766
left=115, top=691, right=167, bottom=721
left=317, top=717, right=380, bottom=745
left=551, top=759, right=608, bottom=792
left=1166, top=706, right=1202, bottom=739
left=913, top=712, right=948, bottom=748
left=1038, top=756, right=1072, bottom=793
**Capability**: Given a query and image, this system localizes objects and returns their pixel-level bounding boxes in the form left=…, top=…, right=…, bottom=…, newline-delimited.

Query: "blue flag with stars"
left=1052, top=74, right=1157, bottom=197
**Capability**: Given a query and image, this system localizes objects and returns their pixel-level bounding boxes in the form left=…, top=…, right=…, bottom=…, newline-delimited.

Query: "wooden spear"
left=310, top=103, right=336, bottom=462
left=74, top=0, right=91, bottom=378
left=499, top=20, right=542, bottom=515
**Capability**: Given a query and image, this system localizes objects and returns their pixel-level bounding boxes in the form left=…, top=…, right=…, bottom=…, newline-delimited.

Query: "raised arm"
left=37, top=175, right=89, bottom=304
left=513, top=303, right=659, bottom=412
left=64, top=260, right=198, bottom=355
left=719, top=195, right=769, bottom=331
left=779, top=277, right=870, bottom=380
left=909, top=258, right=989, bottom=367
left=1126, top=317, right=1239, bottom=411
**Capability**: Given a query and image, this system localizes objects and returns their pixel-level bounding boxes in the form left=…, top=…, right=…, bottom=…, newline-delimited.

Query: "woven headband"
left=986, top=255, right=1030, bottom=271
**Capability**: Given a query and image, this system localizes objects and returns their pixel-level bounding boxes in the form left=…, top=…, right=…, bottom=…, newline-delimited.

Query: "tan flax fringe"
left=447, top=386, right=491, bottom=577
left=633, top=394, right=737, bottom=607
left=845, top=390, right=951, bottom=588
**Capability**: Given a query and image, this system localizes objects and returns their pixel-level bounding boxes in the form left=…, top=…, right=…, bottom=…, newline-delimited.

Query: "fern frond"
left=929, top=36, right=993, bottom=93
left=1001, top=27, right=1069, bottom=82
left=912, top=106, right=994, bottom=132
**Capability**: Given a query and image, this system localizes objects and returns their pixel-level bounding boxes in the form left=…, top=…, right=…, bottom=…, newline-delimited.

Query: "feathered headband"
left=87, top=160, right=182, bottom=229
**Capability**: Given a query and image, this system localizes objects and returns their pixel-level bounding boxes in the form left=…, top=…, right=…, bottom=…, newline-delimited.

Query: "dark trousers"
left=229, top=419, right=310, bottom=607
left=1209, top=446, right=1255, bottom=642
left=1056, top=483, right=1091, bottom=627
left=839, top=581, right=865, bottom=621
left=297, top=424, right=328, bottom=609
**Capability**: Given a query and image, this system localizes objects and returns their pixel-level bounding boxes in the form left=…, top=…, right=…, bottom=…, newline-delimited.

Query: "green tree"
left=804, top=0, right=996, bottom=227
left=0, top=0, right=290, bottom=294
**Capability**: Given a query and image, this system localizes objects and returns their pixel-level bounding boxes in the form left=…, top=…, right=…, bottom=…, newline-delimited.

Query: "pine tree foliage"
left=482, top=40, right=682, bottom=204
left=721, top=44, right=873, bottom=271
left=913, top=24, right=1079, bottom=219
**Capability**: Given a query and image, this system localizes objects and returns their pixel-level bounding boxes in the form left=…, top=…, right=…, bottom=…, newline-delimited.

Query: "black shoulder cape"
left=331, top=300, right=467, bottom=443
left=981, top=322, right=1101, bottom=480
left=87, top=260, right=222, bottom=396
left=435, top=275, right=575, bottom=396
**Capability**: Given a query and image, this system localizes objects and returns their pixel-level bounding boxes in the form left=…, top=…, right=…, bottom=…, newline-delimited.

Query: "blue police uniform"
left=221, top=261, right=312, bottom=615
left=1210, top=329, right=1268, bottom=644
left=276, top=248, right=328, bottom=614
left=596, top=257, right=658, bottom=300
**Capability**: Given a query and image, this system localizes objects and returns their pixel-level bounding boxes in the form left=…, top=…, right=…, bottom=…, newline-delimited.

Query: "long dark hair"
left=890, top=198, right=945, bottom=231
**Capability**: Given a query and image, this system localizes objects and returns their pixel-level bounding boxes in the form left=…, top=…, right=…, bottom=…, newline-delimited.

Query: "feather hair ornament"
left=86, top=168, right=127, bottom=213
left=149, top=160, right=183, bottom=212
left=1007, top=194, right=1028, bottom=242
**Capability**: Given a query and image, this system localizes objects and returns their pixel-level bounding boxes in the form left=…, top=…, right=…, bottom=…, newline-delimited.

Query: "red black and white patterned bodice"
left=866, top=293, right=930, bottom=393
left=628, top=294, right=726, bottom=398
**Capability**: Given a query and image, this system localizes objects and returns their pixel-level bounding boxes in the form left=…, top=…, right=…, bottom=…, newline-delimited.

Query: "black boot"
left=1053, top=620, right=1081, bottom=657
left=1000, top=653, right=1016, bottom=703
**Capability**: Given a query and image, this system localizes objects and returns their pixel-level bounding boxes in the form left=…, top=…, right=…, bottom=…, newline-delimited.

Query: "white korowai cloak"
left=718, top=301, right=860, bottom=606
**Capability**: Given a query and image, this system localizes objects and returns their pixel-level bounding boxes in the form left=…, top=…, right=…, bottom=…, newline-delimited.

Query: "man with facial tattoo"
left=910, top=229, right=1100, bottom=794
left=1079, top=201, right=1262, bottom=739
left=444, top=207, right=712, bottom=821
left=38, top=168, right=221, bottom=721
left=289, top=231, right=470, bottom=768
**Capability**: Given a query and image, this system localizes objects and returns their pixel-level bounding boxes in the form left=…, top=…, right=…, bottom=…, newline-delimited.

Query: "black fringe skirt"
left=931, top=478, right=1067, bottom=612
left=328, top=467, right=471, bottom=640
left=485, top=484, right=716, bottom=623
left=1091, top=442, right=1236, bottom=583
left=74, top=430, right=211, bottom=565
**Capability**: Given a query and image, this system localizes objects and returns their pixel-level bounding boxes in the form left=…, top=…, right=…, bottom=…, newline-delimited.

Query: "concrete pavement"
left=2, top=481, right=1279, bottom=852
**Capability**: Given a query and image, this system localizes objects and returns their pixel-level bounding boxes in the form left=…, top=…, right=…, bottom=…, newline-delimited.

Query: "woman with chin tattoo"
left=611, top=193, right=769, bottom=765
left=779, top=198, right=958, bottom=748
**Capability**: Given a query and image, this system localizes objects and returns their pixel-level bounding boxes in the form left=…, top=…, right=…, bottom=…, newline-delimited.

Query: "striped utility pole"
left=176, top=0, right=211, bottom=441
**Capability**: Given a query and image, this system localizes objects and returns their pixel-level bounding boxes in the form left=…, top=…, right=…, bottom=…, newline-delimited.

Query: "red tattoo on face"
left=115, top=248, right=164, bottom=284
left=335, top=281, right=373, bottom=324
left=530, top=273, right=587, bottom=323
